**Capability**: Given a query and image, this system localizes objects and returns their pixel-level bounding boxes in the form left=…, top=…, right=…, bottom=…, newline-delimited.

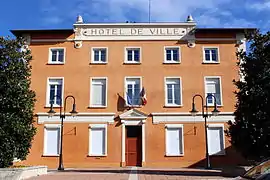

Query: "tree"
left=226, top=30, right=270, bottom=161
left=0, top=36, right=36, bottom=167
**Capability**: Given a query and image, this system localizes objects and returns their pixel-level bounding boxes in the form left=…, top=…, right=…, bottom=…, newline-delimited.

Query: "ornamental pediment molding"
left=119, top=109, right=148, bottom=120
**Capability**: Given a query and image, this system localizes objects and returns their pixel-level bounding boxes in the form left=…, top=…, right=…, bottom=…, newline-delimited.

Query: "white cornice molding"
left=151, top=112, right=234, bottom=124
left=73, top=23, right=196, bottom=41
left=36, top=112, right=115, bottom=124
left=151, top=112, right=233, bottom=116
left=73, top=23, right=197, bottom=27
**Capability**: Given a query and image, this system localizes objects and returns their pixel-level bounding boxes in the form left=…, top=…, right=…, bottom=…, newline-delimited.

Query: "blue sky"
left=1, top=0, right=269, bottom=36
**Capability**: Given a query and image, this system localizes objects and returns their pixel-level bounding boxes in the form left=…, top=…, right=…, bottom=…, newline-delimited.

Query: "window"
left=47, top=78, right=63, bottom=106
left=165, top=78, right=182, bottom=106
left=125, top=48, right=141, bottom=63
left=92, top=48, right=107, bottom=63
left=125, top=77, right=141, bottom=106
left=203, top=47, right=219, bottom=63
left=44, top=125, right=60, bottom=156
left=165, top=124, right=184, bottom=156
left=89, top=124, right=107, bottom=156
left=90, top=78, right=107, bottom=107
left=207, top=125, right=225, bottom=155
left=205, top=77, right=222, bottom=106
left=164, top=47, right=180, bottom=63
left=49, top=48, right=65, bottom=64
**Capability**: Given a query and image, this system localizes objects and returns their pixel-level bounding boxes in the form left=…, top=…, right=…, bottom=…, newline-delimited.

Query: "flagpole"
left=148, top=0, right=151, bottom=23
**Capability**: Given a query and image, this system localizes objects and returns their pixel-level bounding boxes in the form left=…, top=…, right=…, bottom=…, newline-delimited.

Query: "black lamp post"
left=47, top=95, right=78, bottom=171
left=190, top=94, right=220, bottom=169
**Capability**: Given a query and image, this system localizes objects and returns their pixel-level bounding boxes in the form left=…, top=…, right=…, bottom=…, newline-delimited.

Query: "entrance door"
left=125, top=126, right=142, bottom=166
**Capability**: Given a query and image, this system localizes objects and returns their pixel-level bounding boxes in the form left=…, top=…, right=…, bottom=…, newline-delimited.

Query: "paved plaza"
left=27, top=167, right=235, bottom=180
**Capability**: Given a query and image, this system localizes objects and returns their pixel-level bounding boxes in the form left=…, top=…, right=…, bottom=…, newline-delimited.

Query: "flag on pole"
left=126, top=93, right=132, bottom=105
left=140, top=87, right=147, bottom=105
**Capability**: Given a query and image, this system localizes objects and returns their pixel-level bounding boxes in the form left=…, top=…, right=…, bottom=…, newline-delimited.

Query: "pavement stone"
left=26, top=167, right=234, bottom=180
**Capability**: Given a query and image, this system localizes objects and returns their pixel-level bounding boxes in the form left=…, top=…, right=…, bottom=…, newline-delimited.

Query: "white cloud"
left=37, top=0, right=262, bottom=29
left=248, top=1, right=270, bottom=11
left=43, top=16, right=63, bottom=25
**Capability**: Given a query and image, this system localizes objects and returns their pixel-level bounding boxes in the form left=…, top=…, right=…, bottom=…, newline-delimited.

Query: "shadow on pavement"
left=54, top=169, right=236, bottom=177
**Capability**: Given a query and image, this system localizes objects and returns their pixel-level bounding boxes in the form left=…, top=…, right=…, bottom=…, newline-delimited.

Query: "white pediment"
left=119, top=109, right=148, bottom=120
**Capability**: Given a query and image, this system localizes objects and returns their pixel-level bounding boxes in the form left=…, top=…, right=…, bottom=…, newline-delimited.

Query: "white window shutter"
left=45, top=128, right=60, bottom=155
left=91, top=79, right=106, bottom=106
left=166, top=128, right=182, bottom=155
left=90, top=128, right=105, bottom=155
left=208, top=127, right=224, bottom=155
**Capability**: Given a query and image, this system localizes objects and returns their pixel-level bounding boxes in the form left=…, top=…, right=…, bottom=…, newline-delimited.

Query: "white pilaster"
left=142, top=123, right=146, bottom=163
left=121, top=123, right=126, bottom=164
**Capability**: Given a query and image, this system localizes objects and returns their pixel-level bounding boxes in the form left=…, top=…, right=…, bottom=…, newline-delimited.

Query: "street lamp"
left=47, top=95, right=78, bottom=171
left=190, top=94, right=220, bottom=169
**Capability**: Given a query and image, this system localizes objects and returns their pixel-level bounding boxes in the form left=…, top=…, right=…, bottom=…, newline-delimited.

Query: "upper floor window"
left=205, top=77, right=222, bottom=106
left=92, top=48, right=107, bottom=64
left=165, top=77, right=182, bottom=106
left=125, top=48, right=141, bottom=63
left=49, top=48, right=65, bottom=64
left=125, top=77, right=141, bottom=106
left=47, top=78, right=63, bottom=106
left=203, top=47, right=219, bottom=63
left=164, top=47, right=180, bottom=63
left=90, top=78, right=107, bottom=107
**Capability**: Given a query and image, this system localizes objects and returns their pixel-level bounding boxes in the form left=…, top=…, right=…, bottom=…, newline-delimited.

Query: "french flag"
left=140, top=87, right=147, bottom=105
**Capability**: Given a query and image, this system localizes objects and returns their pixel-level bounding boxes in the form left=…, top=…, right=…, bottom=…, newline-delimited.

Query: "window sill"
left=210, top=152, right=226, bottom=156
left=165, top=154, right=184, bottom=157
left=202, top=61, right=220, bottom=64
left=90, top=62, right=108, bottom=65
left=123, top=62, right=141, bottom=65
left=44, top=105, right=61, bottom=108
left=163, top=62, right=180, bottom=64
left=42, top=154, right=59, bottom=157
left=206, top=104, right=223, bottom=107
left=47, top=62, right=65, bottom=65
left=164, top=105, right=183, bottom=108
left=88, top=106, right=107, bottom=109
left=87, top=155, right=107, bottom=157
left=125, top=105, right=142, bottom=108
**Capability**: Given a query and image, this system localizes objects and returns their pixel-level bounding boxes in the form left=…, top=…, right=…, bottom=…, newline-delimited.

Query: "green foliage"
left=0, top=36, right=36, bottom=168
left=226, top=30, right=270, bottom=161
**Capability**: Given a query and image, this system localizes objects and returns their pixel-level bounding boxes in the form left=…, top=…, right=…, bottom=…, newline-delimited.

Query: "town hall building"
left=11, top=15, right=253, bottom=168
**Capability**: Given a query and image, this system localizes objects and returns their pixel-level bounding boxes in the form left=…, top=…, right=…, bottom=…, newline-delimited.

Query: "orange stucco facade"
left=12, top=21, right=250, bottom=169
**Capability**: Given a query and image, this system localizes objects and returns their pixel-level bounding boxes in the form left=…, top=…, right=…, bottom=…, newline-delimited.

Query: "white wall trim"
left=164, top=77, right=183, bottom=107
left=152, top=113, right=234, bottom=124
left=48, top=47, right=66, bottom=65
left=124, top=76, right=142, bottom=106
left=45, top=77, right=64, bottom=107
left=204, top=76, right=223, bottom=106
left=88, top=124, right=108, bottom=156
left=207, top=123, right=226, bottom=155
left=121, top=119, right=146, bottom=125
left=165, top=124, right=184, bottom=128
left=43, top=124, right=61, bottom=156
left=163, top=46, right=181, bottom=64
left=152, top=112, right=233, bottom=116
left=124, top=47, right=142, bottom=64
left=121, top=120, right=145, bottom=165
left=44, top=124, right=61, bottom=128
left=90, top=47, right=108, bottom=64
left=165, top=124, right=184, bottom=156
left=202, top=46, right=220, bottom=64
left=37, top=113, right=115, bottom=124
left=90, top=77, right=108, bottom=107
